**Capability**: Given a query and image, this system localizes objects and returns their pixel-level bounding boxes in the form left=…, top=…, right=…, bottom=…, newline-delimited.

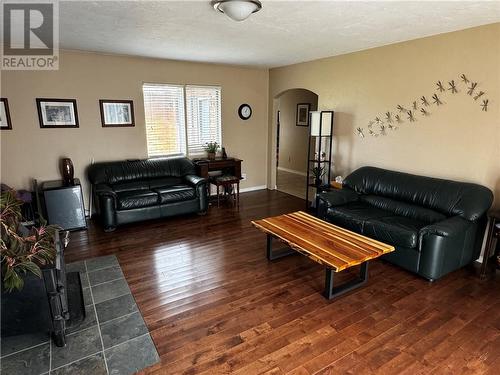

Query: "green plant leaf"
left=1, top=189, right=57, bottom=292
left=21, top=261, right=42, bottom=278
left=3, top=268, right=25, bottom=292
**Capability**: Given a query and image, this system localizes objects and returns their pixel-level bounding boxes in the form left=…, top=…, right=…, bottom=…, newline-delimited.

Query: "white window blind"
left=185, top=86, right=222, bottom=156
left=143, top=84, right=222, bottom=158
left=143, top=84, right=186, bottom=157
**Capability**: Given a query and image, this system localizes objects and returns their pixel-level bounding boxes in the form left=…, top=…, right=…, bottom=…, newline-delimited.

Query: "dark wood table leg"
left=216, top=185, right=220, bottom=207
left=323, top=262, right=369, bottom=300
left=266, top=234, right=296, bottom=261
left=237, top=181, right=240, bottom=207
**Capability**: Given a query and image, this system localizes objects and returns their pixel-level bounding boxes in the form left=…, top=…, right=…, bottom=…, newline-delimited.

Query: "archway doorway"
left=272, top=88, right=319, bottom=199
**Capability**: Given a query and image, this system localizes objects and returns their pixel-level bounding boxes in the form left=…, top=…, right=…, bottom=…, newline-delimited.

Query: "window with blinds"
left=185, top=85, right=222, bottom=155
left=143, top=83, right=221, bottom=158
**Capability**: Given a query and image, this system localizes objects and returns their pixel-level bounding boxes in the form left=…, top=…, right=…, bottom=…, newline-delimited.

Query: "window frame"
left=142, top=82, right=222, bottom=159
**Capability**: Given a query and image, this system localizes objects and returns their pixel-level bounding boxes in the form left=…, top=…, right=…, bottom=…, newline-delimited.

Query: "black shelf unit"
left=308, top=160, right=330, bottom=163
left=305, top=111, right=335, bottom=209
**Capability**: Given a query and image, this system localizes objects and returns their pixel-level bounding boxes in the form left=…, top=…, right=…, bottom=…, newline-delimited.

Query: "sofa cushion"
left=153, top=185, right=196, bottom=204
left=116, top=190, right=159, bottom=210
left=149, top=177, right=183, bottom=189
left=87, top=157, right=197, bottom=185
left=360, top=195, right=446, bottom=224
left=319, top=189, right=359, bottom=207
left=363, top=216, right=426, bottom=249
left=112, top=181, right=149, bottom=193
left=343, top=166, right=493, bottom=221
left=326, top=201, right=391, bottom=233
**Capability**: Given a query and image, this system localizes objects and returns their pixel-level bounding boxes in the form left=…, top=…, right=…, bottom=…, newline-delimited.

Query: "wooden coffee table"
left=252, top=211, right=394, bottom=299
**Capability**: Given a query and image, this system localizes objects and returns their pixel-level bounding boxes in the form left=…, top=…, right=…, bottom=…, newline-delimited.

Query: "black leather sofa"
left=87, top=157, right=207, bottom=231
left=317, top=167, right=493, bottom=281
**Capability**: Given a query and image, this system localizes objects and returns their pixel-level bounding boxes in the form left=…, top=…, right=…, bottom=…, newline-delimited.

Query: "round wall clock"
left=238, top=104, right=252, bottom=120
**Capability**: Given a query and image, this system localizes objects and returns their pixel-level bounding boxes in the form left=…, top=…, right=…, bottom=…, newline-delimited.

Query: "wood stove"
left=1, top=231, right=85, bottom=347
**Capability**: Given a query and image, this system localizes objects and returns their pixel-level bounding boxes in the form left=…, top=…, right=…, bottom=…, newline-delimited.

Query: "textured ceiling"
left=59, top=1, right=500, bottom=68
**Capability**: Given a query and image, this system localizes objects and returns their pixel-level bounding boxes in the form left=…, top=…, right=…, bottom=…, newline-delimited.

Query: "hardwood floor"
left=276, top=169, right=307, bottom=200
left=66, top=190, right=500, bottom=374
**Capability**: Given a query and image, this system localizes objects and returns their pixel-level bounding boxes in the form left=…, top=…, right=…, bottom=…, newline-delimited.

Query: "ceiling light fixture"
left=212, top=0, right=262, bottom=22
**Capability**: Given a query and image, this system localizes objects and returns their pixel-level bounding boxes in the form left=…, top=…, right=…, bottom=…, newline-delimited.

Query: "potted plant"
left=311, top=166, right=326, bottom=187
left=1, top=189, right=58, bottom=292
left=204, top=141, right=220, bottom=160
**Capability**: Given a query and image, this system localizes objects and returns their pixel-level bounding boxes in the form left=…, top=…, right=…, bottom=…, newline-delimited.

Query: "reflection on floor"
left=62, top=190, right=500, bottom=374
left=276, top=169, right=314, bottom=201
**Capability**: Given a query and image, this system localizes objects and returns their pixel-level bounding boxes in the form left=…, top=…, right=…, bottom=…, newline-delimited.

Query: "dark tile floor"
left=0, top=255, right=159, bottom=375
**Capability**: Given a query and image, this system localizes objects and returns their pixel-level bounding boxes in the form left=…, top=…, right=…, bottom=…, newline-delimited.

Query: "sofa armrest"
left=93, top=184, right=117, bottom=231
left=184, top=174, right=207, bottom=187
left=418, top=216, right=477, bottom=280
left=419, top=216, right=471, bottom=238
left=317, top=189, right=359, bottom=221
left=94, top=183, right=116, bottom=198
left=318, top=189, right=359, bottom=208
left=183, top=175, right=208, bottom=212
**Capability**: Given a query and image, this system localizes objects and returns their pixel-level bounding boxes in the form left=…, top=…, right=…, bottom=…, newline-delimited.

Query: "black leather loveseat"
left=318, top=167, right=493, bottom=281
left=87, top=157, right=207, bottom=231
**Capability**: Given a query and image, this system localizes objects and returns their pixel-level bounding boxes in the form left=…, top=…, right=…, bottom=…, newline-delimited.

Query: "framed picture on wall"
left=36, top=98, right=79, bottom=128
left=99, top=100, right=135, bottom=127
left=296, top=103, right=310, bottom=126
left=0, top=98, right=12, bottom=130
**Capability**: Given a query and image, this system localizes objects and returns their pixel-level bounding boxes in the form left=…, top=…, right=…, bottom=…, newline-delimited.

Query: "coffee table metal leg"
left=266, top=234, right=296, bottom=261
left=324, top=267, right=335, bottom=299
left=323, top=262, right=369, bottom=300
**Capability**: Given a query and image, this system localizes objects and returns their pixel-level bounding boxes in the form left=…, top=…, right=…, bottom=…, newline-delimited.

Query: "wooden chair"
left=211, top=175, right=240, bottom=207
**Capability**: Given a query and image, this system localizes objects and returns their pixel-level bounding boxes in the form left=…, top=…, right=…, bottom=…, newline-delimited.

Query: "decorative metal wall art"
left=432, top=94, right=442, bottom=106
left=467, top=82, right=477, bottom=96
left=357, top=73, right=492, bottom=138
left=448, top=80, right=458, bottom=93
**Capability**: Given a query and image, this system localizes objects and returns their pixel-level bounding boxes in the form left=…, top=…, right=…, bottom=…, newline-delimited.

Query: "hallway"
left=276, top=169, right=314, bottom=201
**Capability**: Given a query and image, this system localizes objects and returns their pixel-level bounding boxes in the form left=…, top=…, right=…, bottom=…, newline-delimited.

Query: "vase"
left=61, top=158, right=74, bottom=186
left=207, top=152, right=216, bottom=160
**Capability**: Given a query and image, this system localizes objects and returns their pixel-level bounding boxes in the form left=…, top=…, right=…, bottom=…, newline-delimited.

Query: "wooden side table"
left=211, top=175, right=240, bottom=207
left=479, top=210, right=500, bottom=280
left=330, top=181, right=343, bottom=190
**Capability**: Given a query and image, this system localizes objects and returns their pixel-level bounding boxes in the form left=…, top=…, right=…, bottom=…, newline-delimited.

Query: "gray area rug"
left=1, top=255, right=159, bottom=374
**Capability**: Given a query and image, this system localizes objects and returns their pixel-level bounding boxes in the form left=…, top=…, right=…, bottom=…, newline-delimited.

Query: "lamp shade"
left=310, top=111, right=332, bottom=136
left=214, top=0, right=262, bottom=22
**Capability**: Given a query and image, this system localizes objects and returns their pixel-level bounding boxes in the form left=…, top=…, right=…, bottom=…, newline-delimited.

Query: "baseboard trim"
left=240, top=185, right=268, bottom=193
left=209, top=185, right=267, bottom=197
left=277, top=167, right=307, bottom=177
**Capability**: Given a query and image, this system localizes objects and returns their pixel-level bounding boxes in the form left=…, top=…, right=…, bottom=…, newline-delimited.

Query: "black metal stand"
left=479, top=211, right=500, bottom=280
left=323, top=262, right=369, bottom=300
left=266, top=234, right=370, bottom=300
left=266, top=234, right=296, bottom=260
left=305, top=111, right=335, bottom=210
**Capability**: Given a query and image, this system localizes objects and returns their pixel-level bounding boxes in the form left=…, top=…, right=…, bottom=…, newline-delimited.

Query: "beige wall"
left=277, top=89, right=318, bottom=174
left=269, top=23, right=500, bottom=208
left=2, top=23, right=499, bottom=214
left=0, top=50, right=269, bottom=211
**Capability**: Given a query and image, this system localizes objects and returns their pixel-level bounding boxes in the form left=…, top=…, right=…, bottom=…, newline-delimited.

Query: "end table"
left=330, top=181, right=343, bottom=190
left=41, top=179, right=87, bottom=231
left=479, top=210, right=500, bottom=280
